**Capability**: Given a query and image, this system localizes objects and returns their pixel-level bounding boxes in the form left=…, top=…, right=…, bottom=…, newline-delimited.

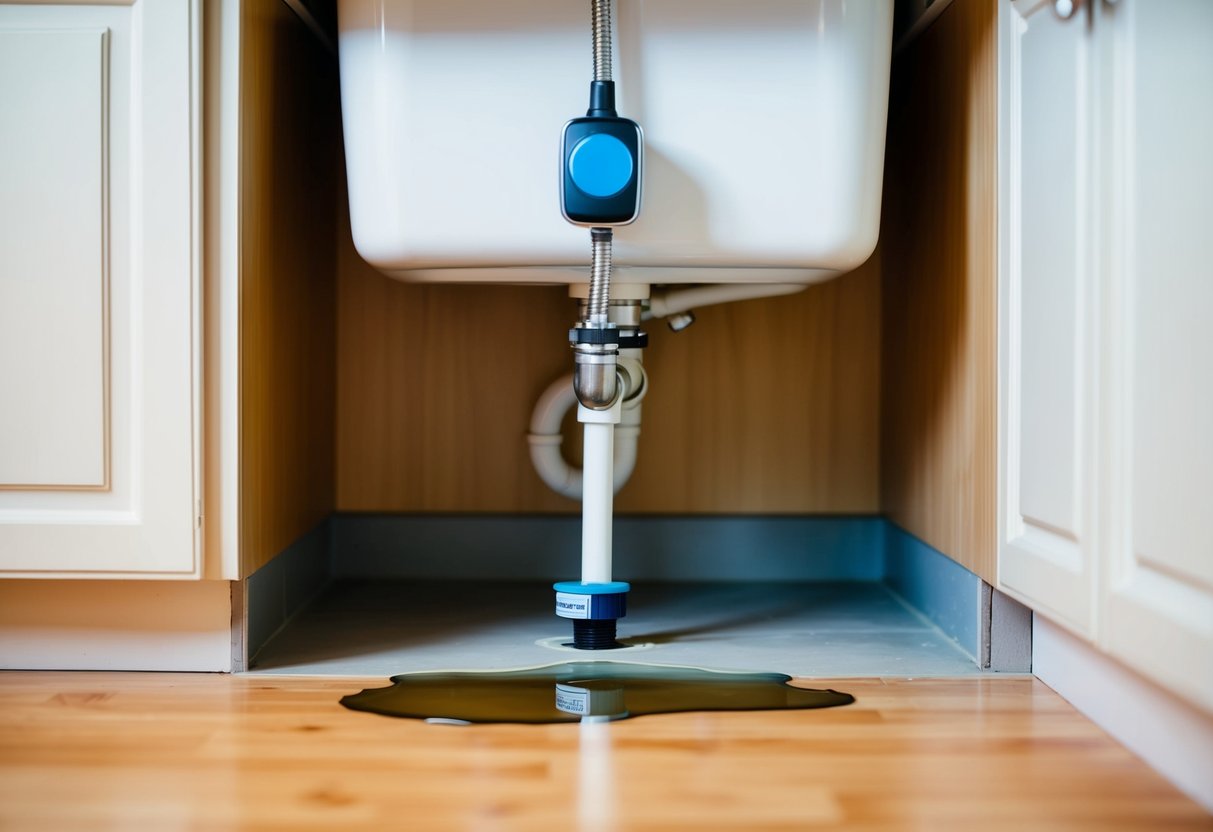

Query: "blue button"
left=569, top=134, right=634, bottom=198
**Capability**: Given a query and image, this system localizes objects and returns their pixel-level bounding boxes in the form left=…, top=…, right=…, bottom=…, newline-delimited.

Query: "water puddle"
left=341, top=661, right=854, bottom=724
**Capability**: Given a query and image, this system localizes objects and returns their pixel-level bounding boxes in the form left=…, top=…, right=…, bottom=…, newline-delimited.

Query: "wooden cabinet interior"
left=878, top=0, right=999, bottom=583
left=238, top=0, right=339, bottom=576
left=335, top=238, right=882, bottom=516
left=239, top=0, right=997, bottom=581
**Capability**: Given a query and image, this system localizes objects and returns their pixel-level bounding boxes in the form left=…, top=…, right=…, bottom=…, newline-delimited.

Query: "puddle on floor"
left=340, top=661, right=854, bottom=724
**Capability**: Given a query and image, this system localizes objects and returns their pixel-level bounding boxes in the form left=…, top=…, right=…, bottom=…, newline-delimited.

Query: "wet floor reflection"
left=340, top=661, right=854, bottom=724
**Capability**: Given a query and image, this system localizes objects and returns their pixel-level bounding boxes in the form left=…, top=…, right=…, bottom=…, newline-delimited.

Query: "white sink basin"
left=338, top=0, right=893, bottom=285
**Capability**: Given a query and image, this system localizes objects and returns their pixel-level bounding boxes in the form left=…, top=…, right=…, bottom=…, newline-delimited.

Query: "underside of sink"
left=338, top=0, right=893, bottom=285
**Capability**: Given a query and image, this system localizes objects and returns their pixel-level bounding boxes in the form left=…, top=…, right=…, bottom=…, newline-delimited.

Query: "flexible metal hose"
left=587, top=228, right=613, bottom=325
left=592, top=0, right=612, bottom=82
left=586, top=0, right=615, bottom=327
left=572, top=1, right=620, bottom=410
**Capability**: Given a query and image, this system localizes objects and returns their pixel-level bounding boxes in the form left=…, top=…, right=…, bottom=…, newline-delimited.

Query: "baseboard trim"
left=0, top=579, right=232, bottom=671
left=243, top=518, right=332, bottom=665
left=1033, top=615, right=1213, bottom=813
left=884, top=523, right=983, bottom=660
left=330, top=514, right=888, bottom=582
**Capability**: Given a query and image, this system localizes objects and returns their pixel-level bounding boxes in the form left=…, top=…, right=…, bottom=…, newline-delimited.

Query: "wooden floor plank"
left=0, top=673, right=1208, bottom=830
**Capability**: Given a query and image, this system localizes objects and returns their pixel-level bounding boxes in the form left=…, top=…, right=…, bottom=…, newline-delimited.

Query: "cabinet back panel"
left=335, top=204, right=881, bottom=514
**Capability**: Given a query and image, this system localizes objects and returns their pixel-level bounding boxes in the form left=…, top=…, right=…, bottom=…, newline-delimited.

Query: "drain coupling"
left=553, top=580, right=629, bottom=650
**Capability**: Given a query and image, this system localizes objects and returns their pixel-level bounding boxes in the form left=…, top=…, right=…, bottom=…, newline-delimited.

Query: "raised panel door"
left=1097, top=0, right=1213, bottom=712
left=0, top=0, right=201, bottom=577
left=997, top=0, right=1100, bottom=635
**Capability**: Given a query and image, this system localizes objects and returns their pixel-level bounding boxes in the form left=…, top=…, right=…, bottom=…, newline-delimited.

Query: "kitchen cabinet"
left=1094, top=0, right=1213, bottom=713
left=996, top=0, right=1100, bottom=637
left=998, top=0, right=1213, bottom=711
left=0, top=0, right=203, bottom=577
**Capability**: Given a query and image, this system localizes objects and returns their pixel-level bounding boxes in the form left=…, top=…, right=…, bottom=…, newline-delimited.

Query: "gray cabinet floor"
left=248, top=581, right=991, bottom=678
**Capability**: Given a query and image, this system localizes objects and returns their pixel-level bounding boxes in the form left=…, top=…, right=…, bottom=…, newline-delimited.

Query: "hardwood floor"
left=0, top=673, right=1208, bottom=830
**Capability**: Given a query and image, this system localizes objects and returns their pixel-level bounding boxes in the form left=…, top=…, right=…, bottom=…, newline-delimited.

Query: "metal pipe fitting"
left=571, top=227, right=621, bottom=410
left=576, top=297, right=643, bottom=327
left=573, top=345, right=619, bottom=410
left=610, top=299, right=643, bottom=328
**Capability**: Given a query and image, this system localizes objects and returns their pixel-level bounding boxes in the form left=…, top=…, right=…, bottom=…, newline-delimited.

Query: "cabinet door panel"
left=0, top=1, right=200, bottom=577
left=0, top=29, right=108, bottom=488
left=997, top=0, right=1098, bottom=635
left=1100, top=0, right=1213, bottom=712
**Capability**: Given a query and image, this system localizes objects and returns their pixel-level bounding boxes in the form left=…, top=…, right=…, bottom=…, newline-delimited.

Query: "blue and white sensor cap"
left=553, top=581, right=630, bottom=621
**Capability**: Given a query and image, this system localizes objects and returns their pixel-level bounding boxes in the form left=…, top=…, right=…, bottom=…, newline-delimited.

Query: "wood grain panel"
left=879, top=0, right=999, bottom=581
left=1, top=673, right=1209, bottom=829
left=239, top=0, right=339, bottom=574
left=335, top=208, right=881, bottom=513
left=618, top=254, right=881, bottom=514
left=335, top=200, right=582, bottom=512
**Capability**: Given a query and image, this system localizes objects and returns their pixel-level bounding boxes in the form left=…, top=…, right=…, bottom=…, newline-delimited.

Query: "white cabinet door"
left=0, top=0, right=201, bottom=577
left=997, top=0, right=1100, bottom=636
left=1097, top=0, right=1213, bottom=712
